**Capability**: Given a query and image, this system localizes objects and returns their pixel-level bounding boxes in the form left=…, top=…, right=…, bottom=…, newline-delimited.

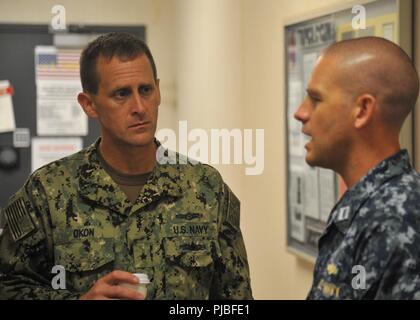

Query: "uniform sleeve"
left=353, top=222, right=420, bottom=300
left=210, top=183, right=253, bottom=299
left=0, top=180, right=81, bottom=300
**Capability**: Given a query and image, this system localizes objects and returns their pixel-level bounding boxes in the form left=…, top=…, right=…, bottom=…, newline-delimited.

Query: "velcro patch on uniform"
left=225, top=184, right=240, bottom=230
left=162, top=222, right=215, bottom=237
left=4, top=197, right=36, bottom=241
left=334, top=206, right=350, bottom=223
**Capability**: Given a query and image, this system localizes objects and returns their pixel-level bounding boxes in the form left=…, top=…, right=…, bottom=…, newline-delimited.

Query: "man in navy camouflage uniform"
left=0, top=32, right=253, bottom=300
left=295, top=37, right=420, bottom=299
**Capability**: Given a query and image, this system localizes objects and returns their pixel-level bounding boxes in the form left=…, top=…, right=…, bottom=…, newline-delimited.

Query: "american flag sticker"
left=35, top=46, right=81, bottom=80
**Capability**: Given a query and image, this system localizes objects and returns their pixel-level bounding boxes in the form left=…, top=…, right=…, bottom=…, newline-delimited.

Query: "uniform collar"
left=328, top=149, right=412, bottom=235
left=78, top=138, right=185, bottom=214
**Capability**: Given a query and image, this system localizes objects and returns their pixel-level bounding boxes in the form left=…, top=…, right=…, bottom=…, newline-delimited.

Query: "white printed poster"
left=0, top=80, right=16, bottom=133
left=318, top=168, right=337, bottom=222
left=35, top=46, right=87, bottom=136
left=289, top=170, right=305, bottom=242
left=302, top=52, right=319, bottom=88
left=31, top=137, right=83, bottom=172
left=288, top=80, right=305, bottom=157
left=303, top=166, right=320, bottom=220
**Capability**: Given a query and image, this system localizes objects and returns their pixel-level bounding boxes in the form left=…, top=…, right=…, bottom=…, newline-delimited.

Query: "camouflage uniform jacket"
left=0, top=139, right=253, bottom=299
left=307, top=150, right=420, bottom=300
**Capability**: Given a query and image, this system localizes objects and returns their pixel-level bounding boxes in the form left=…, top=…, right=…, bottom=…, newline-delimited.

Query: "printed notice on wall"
left=289, top=169, right=306, bottom=242
left=0, top=80, right=16, bottom=133
left=35, top=46, right=87, bottom=136
left=31, top=137, right=83, bottom=172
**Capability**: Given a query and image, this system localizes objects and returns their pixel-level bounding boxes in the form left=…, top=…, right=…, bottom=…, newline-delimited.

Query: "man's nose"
left=294, top=101, right=309, bottom=123
left=130, top=92, right=146, bottom=114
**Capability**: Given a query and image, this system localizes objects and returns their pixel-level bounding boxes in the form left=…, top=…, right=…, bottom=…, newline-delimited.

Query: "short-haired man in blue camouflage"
left=0, top=32, right=253, bottom=300
left=295, top=36, right=420, bottom=299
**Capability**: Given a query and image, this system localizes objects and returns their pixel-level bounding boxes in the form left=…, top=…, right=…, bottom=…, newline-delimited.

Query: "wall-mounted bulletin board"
left=285, top=0, right=414, bottom=261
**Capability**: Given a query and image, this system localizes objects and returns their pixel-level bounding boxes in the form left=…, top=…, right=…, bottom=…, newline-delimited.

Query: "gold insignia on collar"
left=327, top=263, right=338, bottom=275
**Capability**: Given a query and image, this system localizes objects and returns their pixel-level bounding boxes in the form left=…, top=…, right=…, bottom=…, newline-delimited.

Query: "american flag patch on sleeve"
left=4, top=197, right=36, bottom=241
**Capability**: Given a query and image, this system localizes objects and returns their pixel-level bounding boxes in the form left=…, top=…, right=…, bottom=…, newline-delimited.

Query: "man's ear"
left=77, top=92, right=98, bottom=118
left=353, top=94, right=377, bottom=129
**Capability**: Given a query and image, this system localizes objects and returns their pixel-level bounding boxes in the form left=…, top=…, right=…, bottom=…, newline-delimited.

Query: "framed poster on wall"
left=285, top=0, right=414, bottom=261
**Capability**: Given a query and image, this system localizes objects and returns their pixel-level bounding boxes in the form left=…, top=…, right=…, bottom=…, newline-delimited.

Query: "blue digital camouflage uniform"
left=0, top=139, right=253, bottom=300
left=307, top=150, right=420, bottom=299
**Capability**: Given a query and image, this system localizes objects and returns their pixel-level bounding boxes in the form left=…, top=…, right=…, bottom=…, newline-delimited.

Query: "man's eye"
left=310, top=96, right=321, bottom=105
left=114, top=89, right=129, bottom=98
left=140, top=86, right=152, bottom=95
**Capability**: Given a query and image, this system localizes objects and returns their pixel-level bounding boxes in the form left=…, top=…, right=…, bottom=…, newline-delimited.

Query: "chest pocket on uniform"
left=54, top=238, right=115, bottom=292
left=163, top=237, right=220, bottom=299
left=165, top=237, right=214, bottom=267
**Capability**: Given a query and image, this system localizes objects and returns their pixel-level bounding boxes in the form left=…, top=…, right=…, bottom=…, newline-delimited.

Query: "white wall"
left=174, top=0, right=244, bottom=198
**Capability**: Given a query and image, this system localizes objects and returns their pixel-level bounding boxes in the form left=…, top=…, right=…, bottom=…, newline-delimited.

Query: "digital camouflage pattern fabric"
left=0, top=139, right=253, bottom=300
left=307, top=150, right=420, bottom=299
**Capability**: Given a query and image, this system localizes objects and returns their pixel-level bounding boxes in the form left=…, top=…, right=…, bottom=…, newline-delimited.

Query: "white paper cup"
left=119, top=273, right=150, bottom=298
